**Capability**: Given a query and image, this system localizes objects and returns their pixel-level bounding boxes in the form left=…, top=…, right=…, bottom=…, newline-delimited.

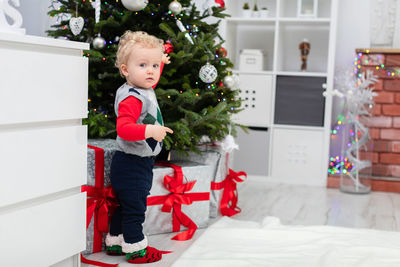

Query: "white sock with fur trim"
left=105, top=233, right=123, bottom=247
left=122, top=236, right=148, bottom=253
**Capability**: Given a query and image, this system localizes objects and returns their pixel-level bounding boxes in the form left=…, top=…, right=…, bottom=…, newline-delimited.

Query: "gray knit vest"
left=114, top=83, right=164, bottom=157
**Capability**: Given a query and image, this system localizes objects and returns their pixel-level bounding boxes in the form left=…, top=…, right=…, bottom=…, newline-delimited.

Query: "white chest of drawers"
left=0, top=33, right=88, bottom=267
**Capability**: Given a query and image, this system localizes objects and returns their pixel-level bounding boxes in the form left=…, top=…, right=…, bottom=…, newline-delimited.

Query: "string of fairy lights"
left=354, top=51, right=400, bottom=78
left=328, top=50, right=390, bottom=175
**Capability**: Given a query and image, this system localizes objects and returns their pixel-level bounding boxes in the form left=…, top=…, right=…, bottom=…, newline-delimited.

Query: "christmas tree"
left=47, top=0, right=242, bottom=154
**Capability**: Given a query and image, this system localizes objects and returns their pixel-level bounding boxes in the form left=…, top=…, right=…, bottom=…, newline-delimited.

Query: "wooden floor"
left=82, top=176, right=400, bottom=266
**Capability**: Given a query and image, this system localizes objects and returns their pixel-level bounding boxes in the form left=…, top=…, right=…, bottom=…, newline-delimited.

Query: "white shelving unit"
left=226, top=0, right=338, bottom=186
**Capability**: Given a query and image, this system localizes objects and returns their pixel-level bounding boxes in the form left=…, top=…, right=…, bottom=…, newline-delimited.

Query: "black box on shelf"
left=274, top=75, right=326, bottom=127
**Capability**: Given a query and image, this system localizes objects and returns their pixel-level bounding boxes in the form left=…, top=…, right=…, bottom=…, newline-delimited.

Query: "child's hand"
left=162, top=53, right=171, bottom=64
left=145, top=125, right=173, bottom=142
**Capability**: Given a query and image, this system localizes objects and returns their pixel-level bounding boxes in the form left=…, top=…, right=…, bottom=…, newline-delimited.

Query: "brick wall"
left=358, top=50, right=400, bottom=179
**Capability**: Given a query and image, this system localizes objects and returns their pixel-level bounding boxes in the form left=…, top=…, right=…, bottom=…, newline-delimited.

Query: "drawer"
left=0, top=193, right=86, bottom=266
left=271, top=127, right=325, bottom=185
left=0, top=125, right=87, bottom=207
left=232, top=73, right=273, bottom=127
left=0, top=43, right=88, bottom=125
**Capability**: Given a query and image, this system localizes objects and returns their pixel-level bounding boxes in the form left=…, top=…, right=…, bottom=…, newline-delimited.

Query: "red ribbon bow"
left=82, top=185, right=117, bottom=235
left=211, top=168, right=247, bottom=217
left=148, top=162, right=210, bottom=241
left=81, top=145, right=118, bottom=267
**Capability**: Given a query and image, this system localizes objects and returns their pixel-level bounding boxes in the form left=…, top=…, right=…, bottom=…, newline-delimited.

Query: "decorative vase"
left=242, top=9, right=252, bottom=18
left=260, top=9, right=269, bottom=18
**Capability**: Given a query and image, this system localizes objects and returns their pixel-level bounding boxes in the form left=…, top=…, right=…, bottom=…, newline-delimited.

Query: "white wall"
left=334, top=0, right=371, bottom=71
left=330, top=0, right=371, bottom=157
left=18, top=0, right=54, bottom=37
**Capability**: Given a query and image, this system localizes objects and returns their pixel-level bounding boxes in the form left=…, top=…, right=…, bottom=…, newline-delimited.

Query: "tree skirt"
left=172, top=217, right=400, bottom=267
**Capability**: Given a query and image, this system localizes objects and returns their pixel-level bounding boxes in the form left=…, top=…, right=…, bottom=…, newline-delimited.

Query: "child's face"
left=121, top=44, right=163, bottom=89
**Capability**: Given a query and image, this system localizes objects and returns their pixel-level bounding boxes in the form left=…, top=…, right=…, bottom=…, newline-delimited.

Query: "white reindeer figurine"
left=0, top=0, right=25, bottom=34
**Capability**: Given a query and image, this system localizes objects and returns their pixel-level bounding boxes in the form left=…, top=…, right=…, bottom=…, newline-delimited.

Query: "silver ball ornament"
left=223, top=75, right=235, bottom=88
left=121, top=0, right=149, bottom=11
left=169, top=0, right=182, bottom=15
left=93, top=35, right=106, bottom=49
left=199, top=62, right=218, bottom=83
left=232, top=74, right=240, bottom=89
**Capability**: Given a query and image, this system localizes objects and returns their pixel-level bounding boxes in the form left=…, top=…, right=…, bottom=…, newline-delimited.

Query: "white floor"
left=82, top=176, right=400, bottom=266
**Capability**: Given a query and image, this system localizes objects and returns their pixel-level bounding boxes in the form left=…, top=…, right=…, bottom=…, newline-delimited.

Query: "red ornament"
left=217, top=47, right=227, bottom=57
left=215, top=0, right=225, bottom=8
left=164, top=41, right=174, bottom=54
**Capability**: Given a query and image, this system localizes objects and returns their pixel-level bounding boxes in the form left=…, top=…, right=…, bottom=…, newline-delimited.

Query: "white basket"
left=239, top=49, right=264, bottom=71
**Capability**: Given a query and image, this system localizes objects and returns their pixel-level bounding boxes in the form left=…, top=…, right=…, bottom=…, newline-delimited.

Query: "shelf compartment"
left=274, top=75, right=326, bottom=127
left=276, top=22, right=330, bottom=72
left=233, top=127, right=270, bottom=176
left=226, top=22, right=275, bottom=71
left=271, top=127, right=325, bottom=185
left=279, top=0, right=332, bottom=18
left=226, top=0, right=277, bottom=18
left=233, top=73, right=273, bottom=127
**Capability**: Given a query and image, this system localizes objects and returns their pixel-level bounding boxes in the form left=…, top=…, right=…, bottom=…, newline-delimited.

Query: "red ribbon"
left=148, top=162, right=210, bottom=241
left=81, top=145, right=118, bottom=267
left=211, top=168, right=247, bottom=217
left=80, top=254, right=118, bottom=267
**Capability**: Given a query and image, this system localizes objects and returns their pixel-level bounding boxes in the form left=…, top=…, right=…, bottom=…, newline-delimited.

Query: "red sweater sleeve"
left=152, top=61, right=164, bottom=89
left=117, top=96, right=147, bottom=141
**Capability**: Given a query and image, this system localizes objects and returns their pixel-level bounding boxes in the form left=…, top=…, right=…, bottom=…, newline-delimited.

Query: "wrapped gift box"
left=144, top=160, right=213, bottom=238
left=87, top=139, right=119, bottom=187
left=171, top=145, right=234, bottom=218
left=83, top=140, right=119, bottom=255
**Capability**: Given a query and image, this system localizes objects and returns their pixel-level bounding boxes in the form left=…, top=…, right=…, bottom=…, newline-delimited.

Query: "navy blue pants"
left=109, top=150, right=155, bottom=244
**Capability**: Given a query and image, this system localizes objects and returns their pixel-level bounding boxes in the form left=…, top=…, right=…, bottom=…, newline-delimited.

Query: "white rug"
left=172, top=216, right=400, bottom=267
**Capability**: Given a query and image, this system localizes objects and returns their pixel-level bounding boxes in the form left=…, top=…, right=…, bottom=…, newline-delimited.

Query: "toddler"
left=105, top=30, right=173, bottom=264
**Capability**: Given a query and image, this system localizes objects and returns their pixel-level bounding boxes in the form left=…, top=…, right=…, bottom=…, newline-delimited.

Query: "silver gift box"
left=84, top=139, right=118, bottom=254
left=171, top=145, right=234, bottom=218
left=143, top=160, right=213, bottom=236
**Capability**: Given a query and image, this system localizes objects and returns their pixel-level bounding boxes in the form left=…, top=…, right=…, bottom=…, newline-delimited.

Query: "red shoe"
left=126, top=246, right=162, bottom=264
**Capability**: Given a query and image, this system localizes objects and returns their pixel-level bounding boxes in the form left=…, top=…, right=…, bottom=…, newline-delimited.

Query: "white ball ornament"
left=121, top=0, right=149, bottom=11
left=199, top=62, right=218, bottom=83
left=169, top=0, right=182, bottom=15
left=223, top=75, right=235, bottom=88
left=93, top=35, right=106, bottom=49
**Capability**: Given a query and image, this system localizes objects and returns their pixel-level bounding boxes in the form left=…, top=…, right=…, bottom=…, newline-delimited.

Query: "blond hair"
left=115, top=31, right=164, bottom=77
